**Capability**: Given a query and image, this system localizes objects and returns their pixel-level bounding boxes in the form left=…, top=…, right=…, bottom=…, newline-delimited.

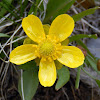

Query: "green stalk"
left=34, top=0, right=39, bottom=15
left=75, top=66, right=82, bottom=89
left=81, top=67, right=96, bottom=80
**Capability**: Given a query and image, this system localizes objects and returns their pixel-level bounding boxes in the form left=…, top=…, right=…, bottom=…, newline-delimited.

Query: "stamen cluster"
left=36, top=37, right=62, bottom=62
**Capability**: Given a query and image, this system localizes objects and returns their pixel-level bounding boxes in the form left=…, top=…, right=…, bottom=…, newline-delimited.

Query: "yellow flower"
left=9, top=14, right=84, bottom=87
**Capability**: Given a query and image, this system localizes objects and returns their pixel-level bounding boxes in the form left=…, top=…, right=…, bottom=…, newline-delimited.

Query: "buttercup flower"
left=9, top=14, right=84, bottom=87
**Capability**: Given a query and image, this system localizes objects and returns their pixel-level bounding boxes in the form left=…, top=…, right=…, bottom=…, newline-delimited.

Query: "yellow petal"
left=43, top=24, right=50, bottom=35
left=61, top=38, right=69, bottom=46
left=49, top=14, right=74, bottom=42
left=39, top=60, right=56, bottom=87
left=22, top=15, right=45, bottom=43
left=23, top=37, right=37, bottom=45
left=57, top=46, right=84, bottom=68
left=9, top=44, right=37, bottom=65
left=55, top=60, right=63, bottom=69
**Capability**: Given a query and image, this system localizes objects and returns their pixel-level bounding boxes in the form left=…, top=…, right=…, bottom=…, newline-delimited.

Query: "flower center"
left=36, top=38, right=62, bottom=62
left=39, top=40, right=55, bottom=56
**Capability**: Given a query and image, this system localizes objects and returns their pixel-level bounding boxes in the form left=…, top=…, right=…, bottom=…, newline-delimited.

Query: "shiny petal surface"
left=49, top=14, right=74, bottom=42
left=43, top=24, right=50, bottom=35
left=39, top=60, right=56, bottom=87
left=57, top=46, right=84, bottom=68
left=22, top=15, right=45, bottom=43
left=9, top=44, right=37, bottom=65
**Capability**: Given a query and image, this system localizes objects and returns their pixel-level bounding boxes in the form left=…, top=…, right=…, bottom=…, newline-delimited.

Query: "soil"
left=33, top=79, right=100, bottom=100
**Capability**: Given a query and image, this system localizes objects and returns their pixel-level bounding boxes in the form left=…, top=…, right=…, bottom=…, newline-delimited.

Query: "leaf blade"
left=18, top=61, right=39, bottom=100
left=43, top=0, right=76, bottom=23
left=55, top=66, right=70, bottom=90
left=86, top=56, right=100, bottom=74
left=95, top=79, right=100, bottom=88
left=69, top=34, right=97, bottom=43
left=0, top=33, right=10, bottom=38
left=72, top=7, right=99, bottom=22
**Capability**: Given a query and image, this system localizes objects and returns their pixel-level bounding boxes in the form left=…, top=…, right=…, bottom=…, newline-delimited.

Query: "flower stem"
left=34, top=0, right=39, bottom=15
left=21, top=69, right=25, bottom=100
left=81, top=67, right=96, bottom=80
left=75, top=66, right=82, bottom=89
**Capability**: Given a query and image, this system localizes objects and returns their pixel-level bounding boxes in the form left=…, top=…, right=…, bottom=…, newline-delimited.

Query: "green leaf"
left=86, top=56, right=100, bottom=74
left=0, top=33, right=10, bottom=37
left=72, top=6, right=99, bottom=22
left=20, top=0, right=28, bottom=17
left=55, top=66, right=70, bottom=90
left=19, top=60, right=37, bottom=71
left=81, top=66, right=96, bottom=80
left=28, top=4, right=35, bottom=15
left=18, top=66, right=39, bottom=100
left=43, top=0, right=76, bottom=23
left=4, top=0, right=12, bottom=4
left=95, top=79, right=100, bottom=88
left=2, top=0, right=15, bottom=10
left=34, top=0, right=40, bottom=16
left=75, top=66, right=82, bottom=89
left=0, top=0, right=13, bottom=17
left=28, top=0, right=43, bottom=15
left=0, top=0, right=18, bottom=18
left=0, top=51, right=5, bottom=59
left=69, top=34, right=97, bottom=42
left=0, top=7, right=7, bottom=18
